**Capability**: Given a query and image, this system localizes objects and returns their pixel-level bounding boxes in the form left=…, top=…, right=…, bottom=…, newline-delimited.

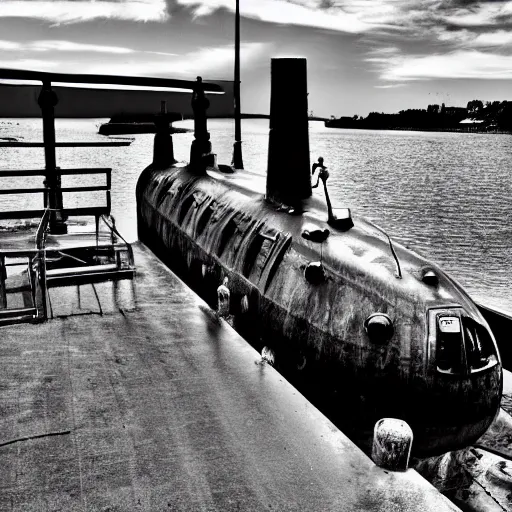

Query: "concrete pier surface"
left=0, top=243, right=459, bottom=511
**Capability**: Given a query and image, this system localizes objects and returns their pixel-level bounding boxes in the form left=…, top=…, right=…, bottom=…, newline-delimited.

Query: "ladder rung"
left=0, top=307, right=37, bottom=319
left=6, top=284, right=32, bottom=293
left=0, top=207, right=111, bottom=220
left=47, top=263, right=118, bottom=277
left=0, top=168, right=111, bottom=177
left=46, top=268, right=134, bottom=287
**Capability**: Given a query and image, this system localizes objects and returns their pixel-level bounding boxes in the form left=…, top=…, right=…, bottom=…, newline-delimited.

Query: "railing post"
left=38, top=81, right=67, bottom=234
left=0, top=255, right=7, bottom=308
left=153, top=101, right=176, bottom=169
left=40, top=250, right=48, bottom=320
left=189, top=76, right=216, bottom=173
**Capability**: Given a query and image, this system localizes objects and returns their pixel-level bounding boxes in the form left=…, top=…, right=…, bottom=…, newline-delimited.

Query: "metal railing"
left=0, top=68, right=223, bottom=233
left=32, top=208, right=50, bottom=319
left=0, top=209, right=50, bottom=322
left=0, top=68, right=221, bottom=321
left=0, top=167, right=112, bottom=220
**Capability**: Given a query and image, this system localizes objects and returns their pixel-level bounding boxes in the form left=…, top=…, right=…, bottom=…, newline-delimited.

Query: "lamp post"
left=231, top=0, right=244, bottom=169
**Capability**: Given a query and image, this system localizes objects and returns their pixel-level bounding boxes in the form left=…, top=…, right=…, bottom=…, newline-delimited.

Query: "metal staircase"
left=0, top=71, right=138, bottom=324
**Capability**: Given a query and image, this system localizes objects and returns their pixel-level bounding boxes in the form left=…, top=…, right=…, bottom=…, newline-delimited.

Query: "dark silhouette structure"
left=266, top=58, right=311, bottom=207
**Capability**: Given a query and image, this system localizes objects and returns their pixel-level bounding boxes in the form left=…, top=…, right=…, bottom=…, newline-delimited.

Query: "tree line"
left=326, top=100, right=512, bottom=132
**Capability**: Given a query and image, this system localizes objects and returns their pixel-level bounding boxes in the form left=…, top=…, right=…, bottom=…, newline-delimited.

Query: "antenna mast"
left=232, top=0, right=244, bottom=169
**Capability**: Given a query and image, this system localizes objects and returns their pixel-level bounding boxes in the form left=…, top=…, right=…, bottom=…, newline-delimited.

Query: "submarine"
left=136, top=58, right=502, bottom=457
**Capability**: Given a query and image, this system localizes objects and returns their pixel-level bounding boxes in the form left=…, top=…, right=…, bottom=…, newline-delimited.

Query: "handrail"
left=0, top=68, right=224, bottom=93
left=35, top=208, right=50, bottom=250
left=0, top=186, right=109, bottom=195
left=33, top=208, right=50, bottom=319
left=0, top=168, right=111, bottom=177
left=0, top=168, right=111, bottom=219
left=100, top=215, right=134, bottom=267
left=0, top=141, right=132, bottom=148
left=0, top=207, right=112, bottom=220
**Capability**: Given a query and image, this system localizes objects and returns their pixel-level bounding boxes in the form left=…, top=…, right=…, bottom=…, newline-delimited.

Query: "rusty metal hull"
left=136, top=163, right=502, bottom=457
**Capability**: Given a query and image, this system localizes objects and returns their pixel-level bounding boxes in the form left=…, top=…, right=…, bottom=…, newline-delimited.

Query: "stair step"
left=47, top=264, right=118, bottom=277
left=46, top=268, right=134, bottom=288
left=0, top=307, right=37, bottom=319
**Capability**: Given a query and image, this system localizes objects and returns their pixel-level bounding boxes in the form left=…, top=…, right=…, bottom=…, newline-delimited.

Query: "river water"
left=0, top=118, right=510, bottom=312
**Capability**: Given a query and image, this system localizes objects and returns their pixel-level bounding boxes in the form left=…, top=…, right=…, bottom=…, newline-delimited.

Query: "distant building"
left=459, top=118, right=485, bottom=125
left=459, top=118, right=486, bottom=131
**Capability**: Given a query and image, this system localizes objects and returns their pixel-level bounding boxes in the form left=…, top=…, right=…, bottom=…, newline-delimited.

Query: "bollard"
left=261, top=346, right=275, bottom=366
left=217, top=277, right=230, bottom=317
left=372, top=418, right=413, bottom=471
left=240, top=295, right=249, bottom=314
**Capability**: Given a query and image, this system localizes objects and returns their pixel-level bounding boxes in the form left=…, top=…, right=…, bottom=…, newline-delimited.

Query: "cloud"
left=173, top=0, right=370, bottom=33
left=472, top=29, right=512, bottom=46
left=0, top=39, right=138, bottom=54
left=377, top=49, right=512, bottom=80
left=442, top=1, right=512, bottom=27
left=0, top=58, right=59, bottom=70
left=437, top=28, right=512, bottom=48
left=374, top=83, right=407, bottom=88
left=0, top=0, right=167, bottom=24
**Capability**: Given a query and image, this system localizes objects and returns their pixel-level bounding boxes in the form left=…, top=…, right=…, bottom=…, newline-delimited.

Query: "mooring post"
left=266, top=58, right=312, bottom=208
left=38, top=81, right=67, bottom=234
left=189, top=76, right=216, bottom=173
left=372, top=418, right=413, bottom=471
left=217, top=277, right=230, bottom=317
left=153, top=100, right=176, bottom=169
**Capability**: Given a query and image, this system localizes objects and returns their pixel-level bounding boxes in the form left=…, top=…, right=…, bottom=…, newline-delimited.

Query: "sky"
left=1, top=0, right=512, bottom=117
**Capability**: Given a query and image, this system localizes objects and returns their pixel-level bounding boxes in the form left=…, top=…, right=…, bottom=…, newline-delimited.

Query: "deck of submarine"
left=0, top=242, right=459, bottom=512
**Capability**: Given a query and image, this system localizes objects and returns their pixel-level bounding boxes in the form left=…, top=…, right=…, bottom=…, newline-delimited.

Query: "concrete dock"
left=0, top=243, right=459, bottom=511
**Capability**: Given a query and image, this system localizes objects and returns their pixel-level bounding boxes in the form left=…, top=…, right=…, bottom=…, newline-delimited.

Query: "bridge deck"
left=0, top=243, right=458, bottom=511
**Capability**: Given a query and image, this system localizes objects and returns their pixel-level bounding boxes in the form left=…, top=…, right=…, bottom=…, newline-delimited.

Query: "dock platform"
left=0, top=243, right=459, bottom=511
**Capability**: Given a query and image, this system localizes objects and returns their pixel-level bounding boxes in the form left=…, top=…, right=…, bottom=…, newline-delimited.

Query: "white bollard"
left=240, top=295, right=249, bottom=314
left=261, top=346, right=275, bottom=366
left=217, top=277, right=230, bottom=317
left=372, top=418, right=413, bottom=471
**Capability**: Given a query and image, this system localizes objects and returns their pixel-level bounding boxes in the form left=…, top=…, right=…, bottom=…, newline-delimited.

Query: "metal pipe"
left=0, top=68, right=224, bottom=92
left=232, top=0, right=244, bottom=169
left=38, top=81, right=67, bottom=234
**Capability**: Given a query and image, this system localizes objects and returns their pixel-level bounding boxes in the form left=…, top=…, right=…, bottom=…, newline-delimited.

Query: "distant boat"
left=98, top=111, right=191, bottom=136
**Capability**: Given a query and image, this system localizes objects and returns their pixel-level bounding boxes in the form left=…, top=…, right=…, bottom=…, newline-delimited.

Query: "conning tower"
left=266, top=58, right=312, bottom=207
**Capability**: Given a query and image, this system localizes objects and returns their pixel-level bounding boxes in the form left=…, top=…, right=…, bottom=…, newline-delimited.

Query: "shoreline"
left=324, top=124, right=511, bottom=135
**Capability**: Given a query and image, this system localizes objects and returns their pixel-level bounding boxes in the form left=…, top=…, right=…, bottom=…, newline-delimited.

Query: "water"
left=0, top=118, right=510, bottom=312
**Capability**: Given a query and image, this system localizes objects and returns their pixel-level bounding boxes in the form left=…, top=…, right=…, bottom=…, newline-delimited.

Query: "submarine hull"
left=137, top=164, right=502, bottom=457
